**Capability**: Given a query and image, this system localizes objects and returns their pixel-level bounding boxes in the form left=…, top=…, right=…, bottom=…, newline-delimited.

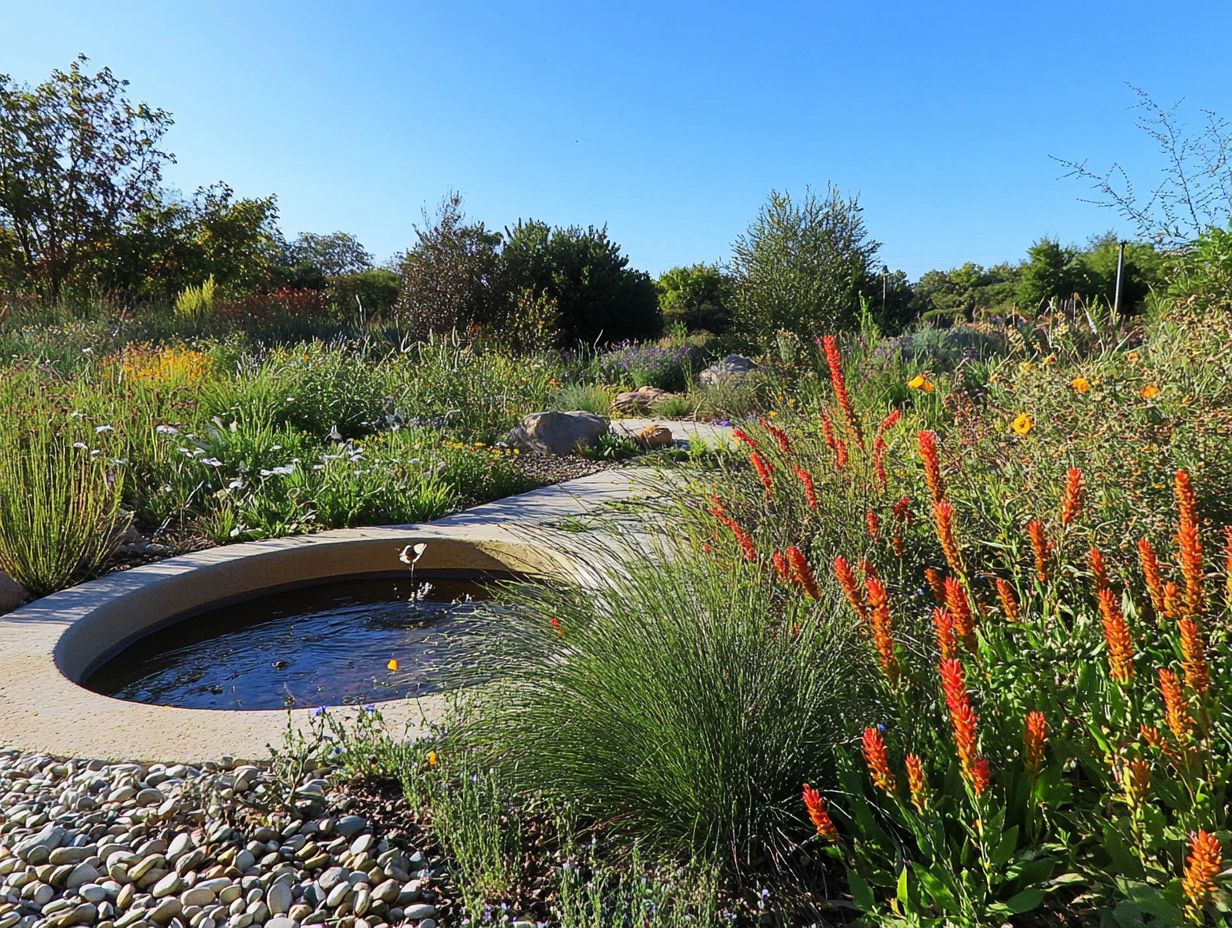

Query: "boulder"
left=0, top=570, right=24, bottom=615
left=507, top=411, right=609, bottom=456
left=699, top=354, right=756, bottom=386
left=636, top=424, right=674, bottom=448
left=611, top=385, right=672, bottom=415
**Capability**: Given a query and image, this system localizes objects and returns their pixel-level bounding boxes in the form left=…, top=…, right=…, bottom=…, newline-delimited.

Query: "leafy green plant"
left=174, top=275, right=217, bottom=319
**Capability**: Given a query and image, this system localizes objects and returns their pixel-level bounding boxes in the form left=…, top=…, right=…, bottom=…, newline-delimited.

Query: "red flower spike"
left=1060, top=467, right=1084, bottom=525
left=862, top=727, right=896, bottom=795
left=820, top=335, right=865, bottom=450
left=802, top=783, right=839, bottom=841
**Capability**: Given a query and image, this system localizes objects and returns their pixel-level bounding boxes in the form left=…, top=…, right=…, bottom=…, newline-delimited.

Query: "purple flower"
left=312, top=706, right=327, bottom=717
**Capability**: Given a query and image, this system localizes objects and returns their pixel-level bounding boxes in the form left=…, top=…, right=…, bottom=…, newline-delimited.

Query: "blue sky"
left=2, top=1, right=1228, bottom=279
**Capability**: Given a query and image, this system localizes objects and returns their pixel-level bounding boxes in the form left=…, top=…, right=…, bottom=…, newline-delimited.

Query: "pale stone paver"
left=609, top=417, right=736, bottom=448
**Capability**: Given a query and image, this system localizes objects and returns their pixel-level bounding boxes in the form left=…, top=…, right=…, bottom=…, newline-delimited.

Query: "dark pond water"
left=85, top=575, right=513, bottom=710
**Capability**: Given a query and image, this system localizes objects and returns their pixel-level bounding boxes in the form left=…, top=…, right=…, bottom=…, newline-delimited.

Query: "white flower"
left=72, top=441, right=88, bottom=450
left=70, top=411, right=84, bottom=419
left=94, top=425, right=114, bottom=434
left=200, top=457, right=223, bottom=467
left=227, top=479, right=244, bottom=490
left=156, top=425, right=179, bottom=435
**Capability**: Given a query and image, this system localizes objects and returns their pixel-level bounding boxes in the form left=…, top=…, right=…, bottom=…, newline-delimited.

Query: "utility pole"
left=1113, top=241, right=1127, bottom=316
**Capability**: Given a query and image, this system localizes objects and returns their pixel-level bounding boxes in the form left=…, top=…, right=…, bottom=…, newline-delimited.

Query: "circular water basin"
left=85, top=572, right=518, bottom=710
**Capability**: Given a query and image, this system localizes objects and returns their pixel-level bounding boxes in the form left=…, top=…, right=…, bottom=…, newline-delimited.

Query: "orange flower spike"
left=859, top=559, right=879, bottom=581
left=924, top=567, right=946, bottom=605
left=1123, top=759, right=1151, bottom=807
left=1175, top=469, right=1204, bottom=617
left=1060, top=467, right=1084, bottom=525
left=771, top=551, right=792, bottom=584
left=905, top=754, right=929, bottom=811
left=1098, top=588, right=1135, bottom=684
left=918, top=430, right=945, bottom=505
left=995, top=578, right=1020, bottom=623
left=1137, top=538, right=1166, bottom=615
left=866, top=511, right=880, bottom=539
left=819, top=411, right=837, bottom=450
left=1163, top=581, right=1182, bottom=619
left=821, top=335, right=865, bottom=450
left=1179, top=617, right=1211, bottom=695
left=944, top=576, right=977, bottom=651
left=862, top=727, right=896, bottom=795
left=934, top=498, right=964, bottom=575
left=834, top=438, right=848, bottom=470
left=1182, top=831, right=1223, bottom=925
left=750, top=451, right=775, bottom=495
left=801, top=784, right=839, bottom=841
left=932, top=608, right=958, bottom=661
left=1024, top=711, right=1048, bottom=774
left=1089, top=547, right=1110, bottom=593
left=877, top=408, right=903, bottom=437
left=1224, top=526, right=1232, bottom=608
left=939, top=658, right=984, bottom=789
left=1026, top=519, right=1051, bottom=583
left=872, top=436, right=889, bottom=487
left=865, top=577, right=900, bottom=684
left=792, top=465, right=818, bottom=510
left=834, top=556, right=867, bottom=620
left=1159, top=668, right=1194, bottom=743
left=970, top=758, right=991, bottom=797
left=759, top=418, right=793, bottom=455
left=786, top=546, right=821, bottom=600
left=731, top=427, right=759, bottom=452
left=891, top=496, right=911, bottom=557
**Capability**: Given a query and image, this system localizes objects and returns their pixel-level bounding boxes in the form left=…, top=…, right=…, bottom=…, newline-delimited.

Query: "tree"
left=279, top=231, right=372, bottom=289
left=0, top=56, right=174, bottom=298
left=1016, top=238, right=1085, bottom=311
left=1057, top=86, right=1232, bottom=249
left=395, top=192, right=503, bottom=336
left=500, top=220, right=660, bottom=345
left=730, top=185, right=879, bottom=338
left=655, top=262, right=733, bottom=332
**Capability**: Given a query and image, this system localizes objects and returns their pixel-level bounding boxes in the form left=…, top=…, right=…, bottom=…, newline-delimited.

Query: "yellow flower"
left=768, top=410, right=777, bottom=418
left=1071, top=377, right=1091, bottom=393
left=387, top=658, right=399, bottom=672
left=1141, top=384, right=1160, bottom=399
left=907, top=374, right=935, bottom=393
left=1019, top=361, right=1034, bottom=372
left=1043, top=354, right=1056, bottom=366
left=426, top=750, right=438, bottom=767
left=1011, top=413, right=1034, bottom=436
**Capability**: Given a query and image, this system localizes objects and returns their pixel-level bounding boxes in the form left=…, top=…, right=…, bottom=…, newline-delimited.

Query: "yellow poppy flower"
left=1141, top=384, right=1160, bottom=399
left=1011, top=413, right=1034, bottom=436
left=907, top=374, right=935, bottom=393
left=427, top=750, right=438, bottom=767
left=1072, top=377, right=1091, bottom=393
left=387, top=658, right=399, bottom=672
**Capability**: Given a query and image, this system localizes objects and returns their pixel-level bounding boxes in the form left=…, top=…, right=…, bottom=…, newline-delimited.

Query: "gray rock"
left=0, top=569, right=24, bottom=614
left=403, top=903, right=435, bottom=920
left=65, top=863, right=101, bottom=891
left=699, top=353, right=756, bottom=385
left=506, top=411, right=608, bottom=456
left=333, top=817, right=367, bottom=838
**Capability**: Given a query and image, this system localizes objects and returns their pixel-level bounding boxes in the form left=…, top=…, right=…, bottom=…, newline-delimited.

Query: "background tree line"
left=0, top=57, right=1214, bottom=349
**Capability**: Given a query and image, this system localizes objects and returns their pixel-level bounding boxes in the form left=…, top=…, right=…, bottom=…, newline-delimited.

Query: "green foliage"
left=456, top=548, right=872, bottom=873
left=500, top=219, right=661, bottom=345
left=174, top=275, right=216, bottom=319
left=731, top=184, right=879, bottom=339
left=655, top=263, right=733, bottom=333
left=1167, top=223, right=1232, bottom=312
left=0, top=401, right=128, bottom=597
left=554, top=382, right=615, bottom=417
left=325, top=268, right=400, bottom=319
left=277, top=230, right=371, bottom=288
left=0, top=55, right=174, bottom=298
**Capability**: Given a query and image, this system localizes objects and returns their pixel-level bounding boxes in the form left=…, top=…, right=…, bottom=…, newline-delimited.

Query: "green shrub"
left=554, top=383, right=615, bottom=417
left=1167, top=223, right=1232, bottom=312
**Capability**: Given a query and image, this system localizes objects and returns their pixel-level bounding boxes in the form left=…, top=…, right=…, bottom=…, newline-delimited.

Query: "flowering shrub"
left=596, top=342, right=702, bottom=391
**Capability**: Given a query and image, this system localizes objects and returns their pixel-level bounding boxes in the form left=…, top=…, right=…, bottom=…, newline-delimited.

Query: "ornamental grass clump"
left=0, top=408, right=128, bottom=597
left=453, top=542, right=872, bottom=875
